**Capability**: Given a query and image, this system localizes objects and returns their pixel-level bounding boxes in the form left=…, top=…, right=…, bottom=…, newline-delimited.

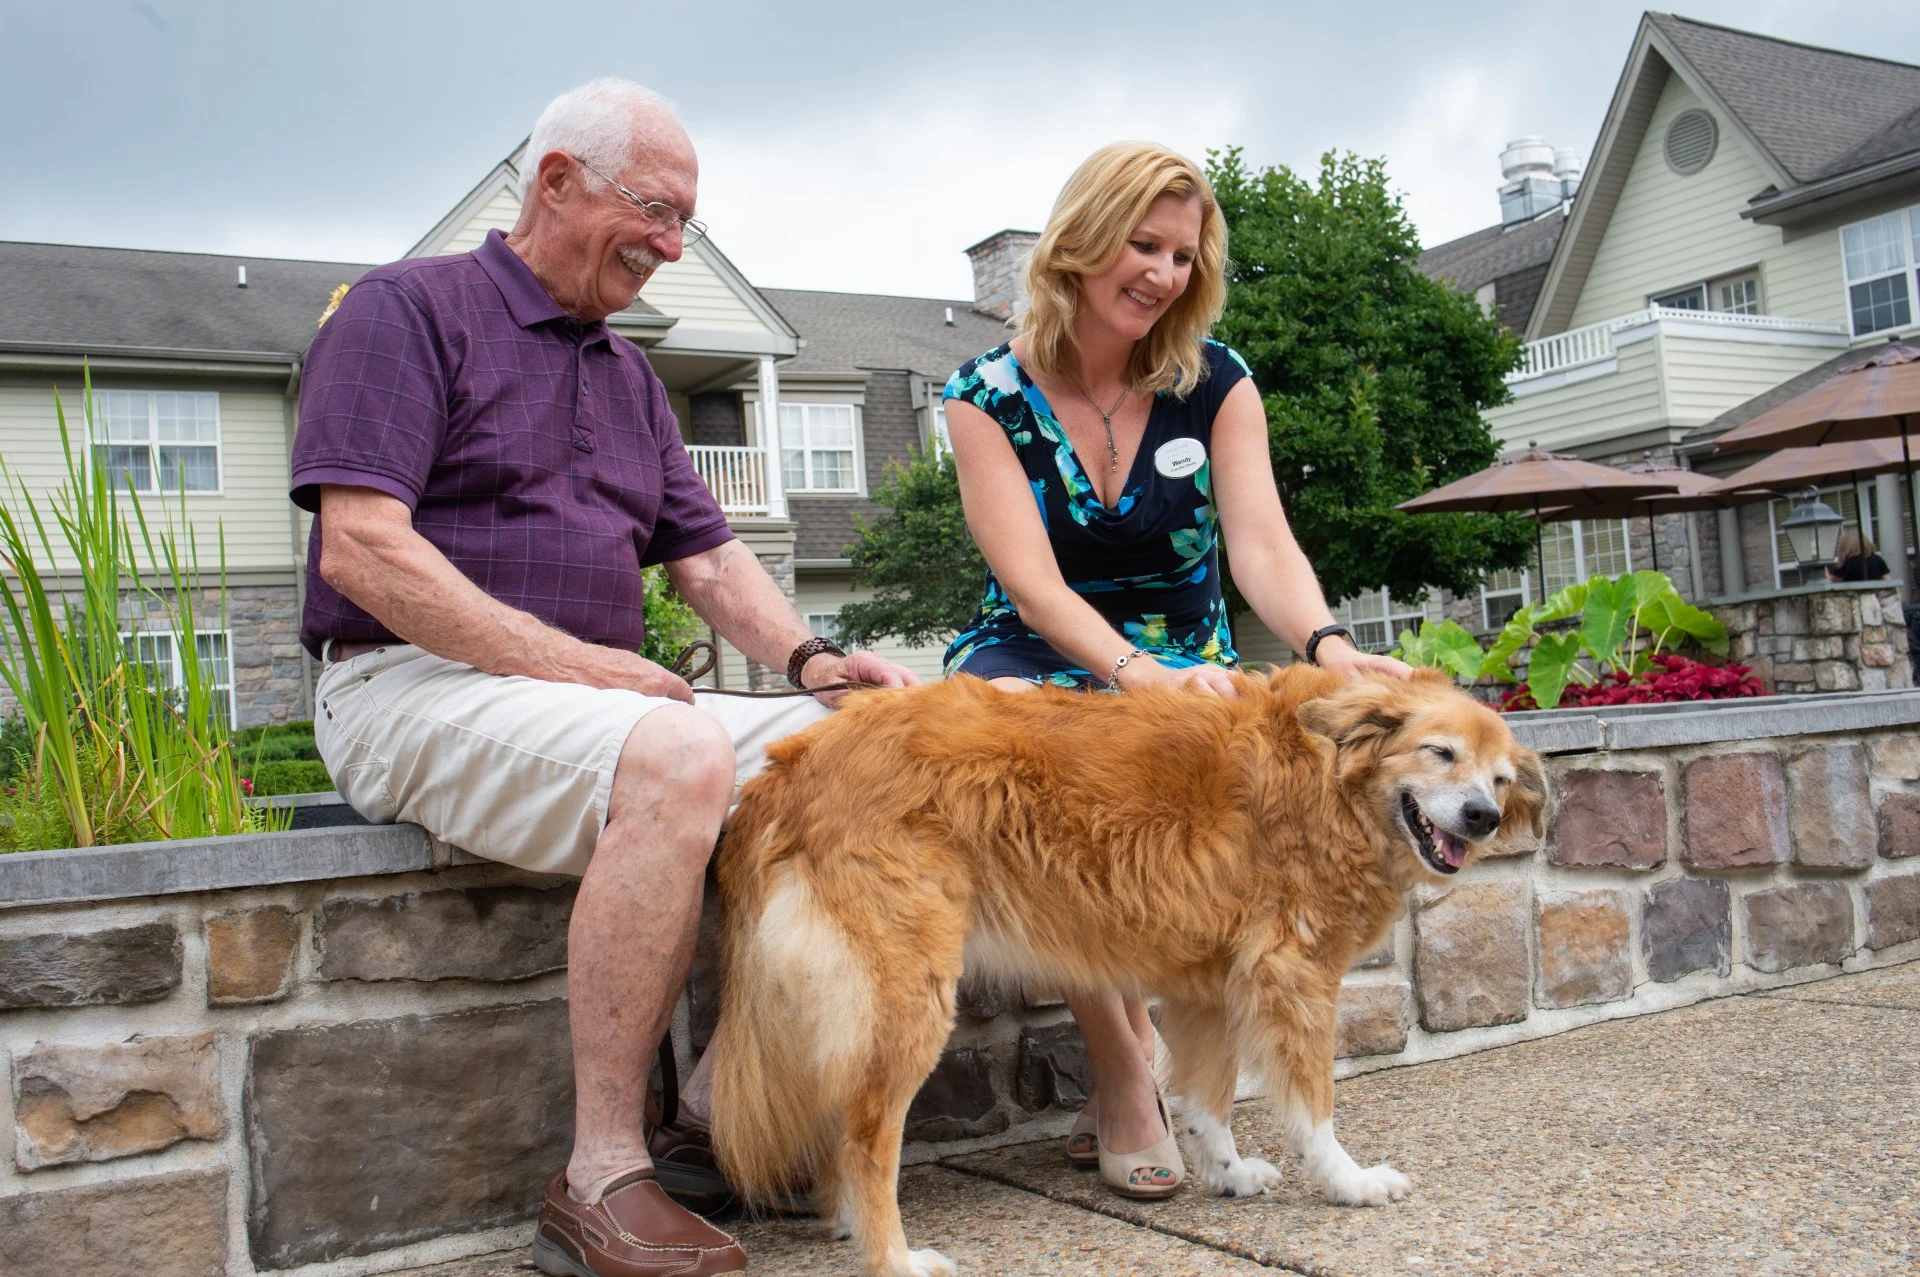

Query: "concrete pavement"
left=407, top=961, right=1919, bottom=1276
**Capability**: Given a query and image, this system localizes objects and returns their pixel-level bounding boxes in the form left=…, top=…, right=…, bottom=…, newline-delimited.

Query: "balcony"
left=686, top=444, right=772, bottom=516
left=1490, top=307, right=1849, bottom=454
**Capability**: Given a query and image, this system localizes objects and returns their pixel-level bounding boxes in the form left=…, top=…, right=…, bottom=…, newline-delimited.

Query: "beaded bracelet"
left=1107, top=647, right=1146, bottom=690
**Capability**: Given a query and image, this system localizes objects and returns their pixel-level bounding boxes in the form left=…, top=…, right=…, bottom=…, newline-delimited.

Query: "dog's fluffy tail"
left=709, top=770, right=857, bottom=1205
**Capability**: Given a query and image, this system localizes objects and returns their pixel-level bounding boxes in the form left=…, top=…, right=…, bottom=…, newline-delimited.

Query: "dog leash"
left=667, top=638, right=873, bottom=697
left=651, top=638, right=878, bottom=1132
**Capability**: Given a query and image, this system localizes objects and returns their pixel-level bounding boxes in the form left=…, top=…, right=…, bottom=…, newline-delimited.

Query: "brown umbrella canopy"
left=1397, top=448, right=1679, bottom=514
left=1714, top=343, right=1920, bottom=453
left=1705, top=436, right=1920, bottom=493
left=1539, top=467, right=1771, bottom=520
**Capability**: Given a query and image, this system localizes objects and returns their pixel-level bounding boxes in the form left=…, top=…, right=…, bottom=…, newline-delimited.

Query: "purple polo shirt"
left=291, top=229, right=734, bottom=658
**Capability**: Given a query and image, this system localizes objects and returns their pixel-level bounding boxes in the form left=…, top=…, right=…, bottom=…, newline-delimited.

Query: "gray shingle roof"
left=761, top=288, right=1011, bottom=380
left=0, top=240, right=372, bottom=358
left=1416, top=213, right=1564, bottom=333
left=1649, top=13, right=1920, bottom=184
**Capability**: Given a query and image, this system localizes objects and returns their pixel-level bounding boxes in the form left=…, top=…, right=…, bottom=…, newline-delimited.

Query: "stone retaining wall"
left=4, top=694, right=1920, bottom=1274
left=1706, top=582, right=1911, bottom=695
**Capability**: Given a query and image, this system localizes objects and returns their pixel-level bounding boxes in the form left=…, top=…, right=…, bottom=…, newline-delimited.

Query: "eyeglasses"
left=569, top=154, right=708, bottom=247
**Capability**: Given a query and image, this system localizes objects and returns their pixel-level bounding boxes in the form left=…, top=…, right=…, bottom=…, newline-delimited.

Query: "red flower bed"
left=1500, top=654, right=1766, bottom=712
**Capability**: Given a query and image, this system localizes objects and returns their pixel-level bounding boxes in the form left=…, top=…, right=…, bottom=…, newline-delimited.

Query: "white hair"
left=519, top=77, right=680, bottom=199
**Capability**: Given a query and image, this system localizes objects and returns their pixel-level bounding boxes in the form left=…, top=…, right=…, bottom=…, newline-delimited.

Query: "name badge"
left=1154, top=437, right=1206, bottom=479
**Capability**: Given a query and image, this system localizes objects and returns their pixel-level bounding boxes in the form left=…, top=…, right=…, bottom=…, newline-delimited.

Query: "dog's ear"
left=1296, top=679, right=1409, bottom=753
left=1499, top=747, right=1548, bottom=844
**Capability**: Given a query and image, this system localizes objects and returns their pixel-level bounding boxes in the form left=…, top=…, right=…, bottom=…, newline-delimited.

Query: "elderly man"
left=292, top=78, right=915, bottom=1277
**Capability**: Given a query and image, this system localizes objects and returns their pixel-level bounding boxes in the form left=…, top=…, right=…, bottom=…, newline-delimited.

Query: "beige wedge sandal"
left=1065, top=1106, right=1100, bottom=1168
left=1097, top=1091, right=1185, bottom=1200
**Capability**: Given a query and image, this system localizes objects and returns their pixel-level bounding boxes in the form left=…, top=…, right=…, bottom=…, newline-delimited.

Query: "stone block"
left=1642, top=877, right=1731, bottom=982
left=1865, top=874, right=1920, bottom=950
left=13, top=1032, right=220, bottom=1170
left=1790, top=636, right=1843, bottom=661
left=1336, top=982, right=1412, bottom=1058
left=1771, top=597, right=1810, bottom=635
left=1014, top=1021, right=1091, bottom=1112
left=1774, top=662, right=1816, bottom=686
left=1815, top=662, right=1861, bottom=692
left=1877, top=793, right=1920, bottom=859
left=906, top=1047, right=1007, bottom=1142
left=1743, top=882, right=1854, bottom=973
left=247, top=1000, right=573, bottom=1268
left=1864, top=643, right=1896, bottom=668
left=1545, top=768, right=1666, bottom=869
left=318, top=884, right=575, bottom=983
left=1785, top=745, right=1876, bottom=870
left=1534, top=890, right=1632, bottom=1009
left=1809, top=592, right=1854, bottom=635
left=206, top=906, right=297, bottom=1005
left=1681, top=753, right=1789, bottom=869
left=1862, top=591, right=1883, bottom=626
left=1870, top=734, right=1920, bottom=782
left=1412, top=881, right=1529, bottom=1033
left=0, top=1169, right=227, bottom=1277
left=955, top=975, right=1004, bottom=1020
left=0, top=922, right=182, bottom=1010
left=1863, top=668, right=1892, bottom=692
left=1350, top=934, right=1395, bottom=969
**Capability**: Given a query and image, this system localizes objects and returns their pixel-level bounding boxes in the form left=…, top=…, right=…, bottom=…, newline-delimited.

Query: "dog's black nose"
left=1461, top=797, right=1501, bottom=838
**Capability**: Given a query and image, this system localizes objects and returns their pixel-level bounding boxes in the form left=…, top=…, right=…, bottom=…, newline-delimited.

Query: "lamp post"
left=1781, top=488, right=1845, bottom=568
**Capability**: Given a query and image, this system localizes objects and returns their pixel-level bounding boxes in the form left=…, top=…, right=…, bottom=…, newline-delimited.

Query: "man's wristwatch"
left=1303, top=624, right=1354, bottom=666
left=786, top=636, right=846, bottom=689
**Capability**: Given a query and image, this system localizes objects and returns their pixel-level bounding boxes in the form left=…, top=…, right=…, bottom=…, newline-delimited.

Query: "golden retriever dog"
left=709, top=665, right=1545, bottom=1277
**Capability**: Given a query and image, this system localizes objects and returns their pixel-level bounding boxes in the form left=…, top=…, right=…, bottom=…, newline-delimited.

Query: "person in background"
left=1827, top=527, right=1891, bottom=583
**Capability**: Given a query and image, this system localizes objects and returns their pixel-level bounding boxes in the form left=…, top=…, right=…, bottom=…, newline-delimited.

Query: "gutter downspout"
left=284, top=356, right=313, bottom=721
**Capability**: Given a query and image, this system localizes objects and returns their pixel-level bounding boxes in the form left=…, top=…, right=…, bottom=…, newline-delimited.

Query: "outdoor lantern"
left=1781, top=488, right=1845, bottom=565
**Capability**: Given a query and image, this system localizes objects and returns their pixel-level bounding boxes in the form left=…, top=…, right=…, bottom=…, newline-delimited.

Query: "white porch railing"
left=1508, top=307, right=1849, bottom=383
left=686, top=445, right=770, bottom=515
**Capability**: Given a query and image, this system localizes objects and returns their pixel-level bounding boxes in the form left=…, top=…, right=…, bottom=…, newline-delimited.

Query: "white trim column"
left=1718, top=507, right=1745, bottom=596
left=757, top=355, right=789, bottom=521
left=1878, top=471, right=1910, bottom=603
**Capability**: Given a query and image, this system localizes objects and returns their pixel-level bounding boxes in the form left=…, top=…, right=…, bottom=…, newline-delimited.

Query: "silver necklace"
left=1074, top=380, right=1133, bottom=473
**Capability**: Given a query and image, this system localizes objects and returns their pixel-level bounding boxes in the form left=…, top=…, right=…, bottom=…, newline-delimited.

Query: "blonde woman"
left=940, top=141, right=1408, bottom=1200
left=1826, top=527, right=1891, bottom=582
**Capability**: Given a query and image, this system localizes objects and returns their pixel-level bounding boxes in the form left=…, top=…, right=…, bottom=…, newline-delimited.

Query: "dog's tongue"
left=1437, top=830, right=1467, bottom=869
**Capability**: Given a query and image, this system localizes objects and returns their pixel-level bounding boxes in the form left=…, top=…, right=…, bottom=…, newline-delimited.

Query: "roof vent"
left=1664, top=110, right=1717, bottom=176
left=1497, top=137, right=1579, bottom=226
left=236, top=265, right=248, bottom=288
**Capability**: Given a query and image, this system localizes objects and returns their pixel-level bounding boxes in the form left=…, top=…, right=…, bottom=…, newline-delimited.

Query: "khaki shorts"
left=312, top=644, right=830, bottom=878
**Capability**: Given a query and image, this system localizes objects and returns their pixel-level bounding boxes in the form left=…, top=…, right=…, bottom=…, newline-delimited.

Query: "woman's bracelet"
left=1107, top=647, right=1146, bottom=690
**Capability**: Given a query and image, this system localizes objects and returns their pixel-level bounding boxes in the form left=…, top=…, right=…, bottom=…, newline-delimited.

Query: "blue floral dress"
left=942, top=339, right=1251, bottom=688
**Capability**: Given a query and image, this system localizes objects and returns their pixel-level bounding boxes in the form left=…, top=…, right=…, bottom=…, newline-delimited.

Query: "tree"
left=1207, top=146, right=1534, bottom=605
left=837, top=147, right=1534, bottom=646
left=834, top=451, right=984, bottom=650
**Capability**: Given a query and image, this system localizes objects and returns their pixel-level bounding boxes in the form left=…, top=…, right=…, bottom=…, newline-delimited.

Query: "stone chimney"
left=965, top=229, right=1040, bottom=320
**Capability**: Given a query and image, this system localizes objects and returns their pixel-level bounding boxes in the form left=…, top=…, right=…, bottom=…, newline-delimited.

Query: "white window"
left=929, top=399, right=951, bottom=458
left=125, top=629, right=235, bottom=726
left=779, top=403, right=860, bottom=493
left=1651, top=283, right=1707, bottom=312
left=1333, top=588, right=1440, bottom=652
left=93, top=391, right=221, bottom=494
left=1479, top=519, right=1633, bottom=621
left=1651, top=270, right=1761, bottom=316
left=805, top=612, right=857, bottom=651
left=1840, top=207, right=1917, bottom=338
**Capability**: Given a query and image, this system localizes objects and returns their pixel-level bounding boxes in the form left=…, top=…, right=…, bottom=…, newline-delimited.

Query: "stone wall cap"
left=1507, top=689, right=1920, bottom=754
left=1703, top=580, right=1893, bottom=607
left=0, top=824, right=433, bottom=910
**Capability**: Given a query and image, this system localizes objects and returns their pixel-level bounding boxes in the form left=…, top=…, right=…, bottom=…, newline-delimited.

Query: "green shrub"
left=244, top=759, right=333, bottom=797
left=0, top=712, right=28, bottom=789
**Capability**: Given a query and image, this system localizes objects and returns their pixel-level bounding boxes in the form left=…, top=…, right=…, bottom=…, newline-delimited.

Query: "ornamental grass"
left=0, top=369, right=287, bottom=852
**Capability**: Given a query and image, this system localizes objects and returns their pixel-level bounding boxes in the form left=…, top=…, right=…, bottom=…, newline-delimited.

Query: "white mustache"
left=617, top=246, right=664, bottom=274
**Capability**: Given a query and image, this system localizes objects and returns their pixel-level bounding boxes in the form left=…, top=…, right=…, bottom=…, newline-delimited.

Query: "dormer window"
left=1650, top=270, right=1761, bottom=316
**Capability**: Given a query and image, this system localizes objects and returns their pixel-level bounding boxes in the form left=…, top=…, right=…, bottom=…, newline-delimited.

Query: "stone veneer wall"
left=1707, top=582, right=1911, bottom=695
left=4, top=694, right=1920, bottom=1274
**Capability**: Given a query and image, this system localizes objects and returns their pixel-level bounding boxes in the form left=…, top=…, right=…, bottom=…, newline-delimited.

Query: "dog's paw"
left=903, top=1247, right=957, bottom=1276
left=1323, top=1162, right=1413, bottom=1207
left=1202, top=1155, right=1283, bottom=1199
left=824, top=1213, right=853, bottom=1241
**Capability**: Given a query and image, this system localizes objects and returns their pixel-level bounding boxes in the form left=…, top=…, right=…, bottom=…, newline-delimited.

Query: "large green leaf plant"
left=1391, top=570, right=1727, bottom=709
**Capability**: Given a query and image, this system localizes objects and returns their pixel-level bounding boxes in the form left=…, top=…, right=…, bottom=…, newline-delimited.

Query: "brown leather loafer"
left=531, top=1167, right=746, bottom=1277
left=647, top=1109, right=736, bottom=1213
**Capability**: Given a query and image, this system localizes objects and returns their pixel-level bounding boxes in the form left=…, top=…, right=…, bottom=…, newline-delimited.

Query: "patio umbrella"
left=1535, top=464, right=1771, bottom=572
left=1398, top=447, right=1680, bottom=595
left=1704, top=436, right=1920, bottom=492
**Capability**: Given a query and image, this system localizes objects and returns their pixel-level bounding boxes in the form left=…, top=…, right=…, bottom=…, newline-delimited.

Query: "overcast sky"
left=5, top=1, right=1918, bottom=300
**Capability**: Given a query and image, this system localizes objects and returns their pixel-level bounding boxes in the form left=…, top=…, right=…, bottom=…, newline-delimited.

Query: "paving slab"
left=949, top=980, right=1919, bottom=1276
left=1758, top=958, right=1920, bottom=1010
left=396, top=1164, right=1272, bottom=1276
